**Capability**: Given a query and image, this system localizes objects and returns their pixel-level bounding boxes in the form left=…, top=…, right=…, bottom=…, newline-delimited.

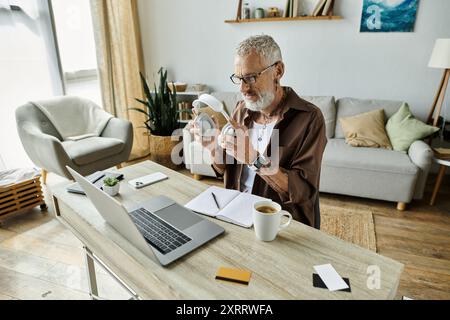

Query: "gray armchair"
left=15, top=96, right=133, bottom=182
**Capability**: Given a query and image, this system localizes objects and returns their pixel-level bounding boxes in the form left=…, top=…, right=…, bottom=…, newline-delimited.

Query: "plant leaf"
left=134, top=98, right=148, bottom=107
left=128, top=107, right=150, bottom=118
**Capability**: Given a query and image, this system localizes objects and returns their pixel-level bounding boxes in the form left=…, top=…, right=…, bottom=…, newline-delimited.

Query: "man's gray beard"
left=243, top=91, right=275, bottom=112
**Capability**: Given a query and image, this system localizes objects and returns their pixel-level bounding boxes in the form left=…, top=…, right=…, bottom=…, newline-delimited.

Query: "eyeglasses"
left=230, top=62, right=279, bottom=85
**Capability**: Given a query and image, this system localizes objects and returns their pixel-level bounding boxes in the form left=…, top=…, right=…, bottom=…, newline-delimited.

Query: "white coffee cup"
left=253, top=201, right=292, bottom=242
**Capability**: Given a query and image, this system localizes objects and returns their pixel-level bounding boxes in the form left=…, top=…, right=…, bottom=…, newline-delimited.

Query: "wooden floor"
left=320, top=182, right=450, bottom=300
left=0, top=166, right=449, bottom=300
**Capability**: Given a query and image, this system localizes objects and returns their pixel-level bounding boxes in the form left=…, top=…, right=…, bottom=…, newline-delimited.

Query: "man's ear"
left=274, top=62, right=285, bottom=82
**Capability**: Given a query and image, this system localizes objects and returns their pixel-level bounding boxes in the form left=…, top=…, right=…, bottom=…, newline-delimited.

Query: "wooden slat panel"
left=0, top=197, right=44, bottom=215
left=16, top=196, right=44, bottom=210
left=0, top=178, right=39, bottom=193
left=0, top=182, right=41, bottom=199
left=0, top=201, right=44, bottom=217
left=0, top=176, right=44, bottom=218
left=0, top=187, right=42, bottom=204
left=0, top=201, right=45, bottom=220
left=0, top=193, right=42, bottom=210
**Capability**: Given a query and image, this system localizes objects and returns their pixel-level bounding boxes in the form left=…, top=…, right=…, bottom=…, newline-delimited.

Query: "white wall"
left=138, top=0, right=450, bottom=120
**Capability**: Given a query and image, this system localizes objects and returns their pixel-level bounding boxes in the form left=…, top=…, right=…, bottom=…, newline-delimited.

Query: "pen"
left=211, top=192, right=220, bottom=210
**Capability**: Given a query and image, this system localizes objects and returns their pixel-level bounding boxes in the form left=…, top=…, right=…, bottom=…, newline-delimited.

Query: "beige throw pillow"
left=339, top=109, right=393, bottom=149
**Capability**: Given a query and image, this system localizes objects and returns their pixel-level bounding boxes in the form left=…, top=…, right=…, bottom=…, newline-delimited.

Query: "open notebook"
left=185, top=186, right=269, bottom=228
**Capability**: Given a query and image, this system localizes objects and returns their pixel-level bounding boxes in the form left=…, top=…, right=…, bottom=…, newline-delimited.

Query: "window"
left=0, top=0, right=63, bottom=169
left=0, top=0, right=101, bottom=169
left=51, top=0, right=101, bottom=105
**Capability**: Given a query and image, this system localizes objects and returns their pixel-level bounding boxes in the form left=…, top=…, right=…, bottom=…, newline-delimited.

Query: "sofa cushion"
left=62, top=137, right=125, bottom=166
left=340, top=109, right=392, bottom=149
left=323, top=139, right=418, bottom=175
left=302, top=96, right=336, bottom=139
left=320, top=162, right=417, bottom=203
left=386, top=103, right=439, bottom=152
left=335, top=98, right=404, bottom=139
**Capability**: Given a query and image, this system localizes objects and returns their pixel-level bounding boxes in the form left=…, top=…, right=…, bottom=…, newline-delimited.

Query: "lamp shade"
left=429, top=39, right=450, bottom=69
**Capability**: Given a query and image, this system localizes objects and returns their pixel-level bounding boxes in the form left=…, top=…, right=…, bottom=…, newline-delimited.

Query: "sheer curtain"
left=90, top=0, right=149, bottom=160
left=0, top=0, right=63, bottom=169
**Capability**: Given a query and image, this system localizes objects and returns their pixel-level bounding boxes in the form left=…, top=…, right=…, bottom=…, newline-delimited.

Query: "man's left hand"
left=222, top=119, right=258, bottom=165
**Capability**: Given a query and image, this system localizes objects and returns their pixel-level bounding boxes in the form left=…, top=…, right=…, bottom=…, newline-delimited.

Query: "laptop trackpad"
left=154, top=204, right=203, bottom=230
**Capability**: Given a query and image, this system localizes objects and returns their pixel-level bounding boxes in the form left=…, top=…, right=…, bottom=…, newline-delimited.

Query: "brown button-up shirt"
left=213, top=87, right=327, bottom=228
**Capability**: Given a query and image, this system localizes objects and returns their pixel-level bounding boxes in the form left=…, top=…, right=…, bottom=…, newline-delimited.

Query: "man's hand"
left=188, top=110, right=221, bottom=157
left=222, top=119, right=258, bottom=165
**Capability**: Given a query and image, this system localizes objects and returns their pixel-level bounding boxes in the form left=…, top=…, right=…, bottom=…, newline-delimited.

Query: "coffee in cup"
left=256, top=205, right=278, bottom=214
left=253, top=201, right=292, bottom=242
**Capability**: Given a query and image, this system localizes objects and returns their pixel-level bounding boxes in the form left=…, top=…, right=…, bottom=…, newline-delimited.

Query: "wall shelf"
left=225, top=16, right=342, bottom=23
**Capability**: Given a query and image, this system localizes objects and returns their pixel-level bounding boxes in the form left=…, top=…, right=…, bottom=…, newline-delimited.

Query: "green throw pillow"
left=386, top=103, right=439, bottom=152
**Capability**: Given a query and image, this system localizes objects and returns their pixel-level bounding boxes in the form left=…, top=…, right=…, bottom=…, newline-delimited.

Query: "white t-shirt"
left=240, top=121, right=276, bottom=193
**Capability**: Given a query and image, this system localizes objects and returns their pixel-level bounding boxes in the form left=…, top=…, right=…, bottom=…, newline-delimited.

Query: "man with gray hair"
left=193, top=35, right=327, bottom=229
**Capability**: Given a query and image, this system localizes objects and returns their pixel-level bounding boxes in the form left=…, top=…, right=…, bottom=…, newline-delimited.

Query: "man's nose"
left=240, top=80, right=251, bottom=92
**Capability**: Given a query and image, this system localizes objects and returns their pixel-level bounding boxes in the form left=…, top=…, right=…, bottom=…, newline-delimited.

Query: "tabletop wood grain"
left=51, top=161, right=403, bottom=300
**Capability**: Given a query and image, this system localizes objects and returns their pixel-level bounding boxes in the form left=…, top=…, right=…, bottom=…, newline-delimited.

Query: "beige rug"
left=320, top=204, right=377, bottom=252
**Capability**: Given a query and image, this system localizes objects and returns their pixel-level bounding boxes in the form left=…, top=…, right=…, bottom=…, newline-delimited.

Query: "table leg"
left=430, top=165, right=447, bottom=206
left=84, top=246, right=99, bottom=300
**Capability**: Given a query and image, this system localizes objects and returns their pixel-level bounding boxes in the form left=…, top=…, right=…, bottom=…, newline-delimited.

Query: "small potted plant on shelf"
left=103, top=177, right=120, bottom=197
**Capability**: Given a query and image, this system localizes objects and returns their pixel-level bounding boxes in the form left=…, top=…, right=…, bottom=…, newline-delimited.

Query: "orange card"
left=215, top=267, right=252, bottom=286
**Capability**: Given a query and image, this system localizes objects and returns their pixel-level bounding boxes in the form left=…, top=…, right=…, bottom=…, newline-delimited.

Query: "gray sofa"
left=183, top=93, right=434, bottom=210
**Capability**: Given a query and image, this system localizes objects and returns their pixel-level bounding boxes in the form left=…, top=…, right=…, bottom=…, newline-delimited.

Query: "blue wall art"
left=360, top=0, right=419, bottom=32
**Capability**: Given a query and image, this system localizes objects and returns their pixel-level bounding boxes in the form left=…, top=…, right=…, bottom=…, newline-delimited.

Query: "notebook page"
left=217, top=193, right=268, bottom=228
left=185, top=186, right=240, bottom=217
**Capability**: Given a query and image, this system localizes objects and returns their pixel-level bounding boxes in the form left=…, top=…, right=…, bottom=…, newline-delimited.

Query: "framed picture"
left=360, top=0, right=419, bottom=32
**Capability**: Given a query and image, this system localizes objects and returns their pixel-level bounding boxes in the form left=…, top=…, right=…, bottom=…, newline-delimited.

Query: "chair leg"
left=397, top=202, right=406, bottom=211
left=116, top=163, right=123, bottom=169
left=41, top=169, right=48, bottom=185
left=193, top=174, right=202, bottom=181
left=430, top=165, right=447, bottom=206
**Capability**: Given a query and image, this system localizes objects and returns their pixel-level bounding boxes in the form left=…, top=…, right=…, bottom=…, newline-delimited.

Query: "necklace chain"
left=256, top=89, right=287, bottom=143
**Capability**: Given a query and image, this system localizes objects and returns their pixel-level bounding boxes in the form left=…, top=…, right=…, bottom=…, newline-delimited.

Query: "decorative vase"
left=255, top=8, right=265, bottom=19
left=146, top=133, right=182, bottom=170
left=103, top=182, right=120, bottom=197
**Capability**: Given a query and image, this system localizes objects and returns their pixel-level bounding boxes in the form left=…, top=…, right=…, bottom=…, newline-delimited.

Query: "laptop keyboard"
left=130, top=207, right=192, bottom=255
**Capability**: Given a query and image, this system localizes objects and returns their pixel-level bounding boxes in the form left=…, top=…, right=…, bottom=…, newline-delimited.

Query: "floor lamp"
left=427, top=39, right=450, bottom=129
left=427, top=39, right=450, bottom=206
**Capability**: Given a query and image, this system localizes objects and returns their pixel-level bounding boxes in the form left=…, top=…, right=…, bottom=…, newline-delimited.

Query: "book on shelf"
left=284, top=0, right=292, bottom=17
left=322, top=0, right=334, bottom=16
left=299, top=0, right=321, bottom=16
left=312, top=0, right=328, bottom=16
left=178, top=101, right=192, bottom=121
left=292, top=0, right=299, bottom=17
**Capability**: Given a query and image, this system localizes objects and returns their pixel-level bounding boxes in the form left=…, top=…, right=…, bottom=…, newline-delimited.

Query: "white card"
left=314, top=264, right=349, bottom=292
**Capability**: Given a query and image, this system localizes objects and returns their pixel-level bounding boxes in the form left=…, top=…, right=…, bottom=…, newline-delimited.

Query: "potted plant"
left=103, top=177, right=120, bottom=197
left=130, top=68, right=184, bottom=170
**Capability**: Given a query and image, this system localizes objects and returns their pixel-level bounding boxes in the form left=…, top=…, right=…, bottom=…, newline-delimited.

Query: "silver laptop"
left=67, top=166, right=225, bottom=266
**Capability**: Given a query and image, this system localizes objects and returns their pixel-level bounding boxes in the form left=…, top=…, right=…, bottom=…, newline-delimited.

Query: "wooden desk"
left=52, top=161, right=403, bottom=300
